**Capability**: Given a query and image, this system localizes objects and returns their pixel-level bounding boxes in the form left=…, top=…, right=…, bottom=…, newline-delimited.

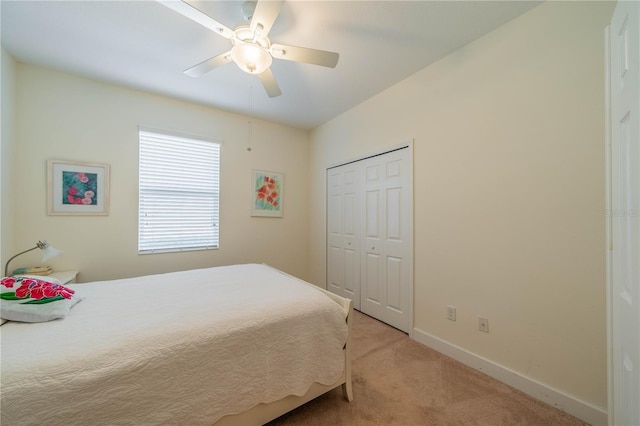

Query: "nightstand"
left=49, top=270, right=79, bottom=285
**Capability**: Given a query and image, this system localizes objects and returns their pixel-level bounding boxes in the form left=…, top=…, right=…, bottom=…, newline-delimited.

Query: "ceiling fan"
left=159, top=0, right=340, bottom=98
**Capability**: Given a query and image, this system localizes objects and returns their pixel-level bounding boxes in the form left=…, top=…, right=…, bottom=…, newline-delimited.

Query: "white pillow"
left=1, top=276, right=83, bottom=323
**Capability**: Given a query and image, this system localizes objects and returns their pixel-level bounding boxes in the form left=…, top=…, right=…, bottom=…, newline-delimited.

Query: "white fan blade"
left=184, top=51, right=232, bottom=77
left=159, top=1, right=235, bottom=39
left=258, top=68, right=282, bottom=97
left=270, top=44, right=339, bottom=68
left=250, top=0, right=284, bottom=37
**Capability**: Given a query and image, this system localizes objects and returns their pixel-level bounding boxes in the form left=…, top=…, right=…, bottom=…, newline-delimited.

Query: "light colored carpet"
left=267, top=310, right=588, bottom=425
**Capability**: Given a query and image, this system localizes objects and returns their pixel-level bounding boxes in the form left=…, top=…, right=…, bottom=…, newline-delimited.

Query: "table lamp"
left=4, top=240, right=63, bottom=277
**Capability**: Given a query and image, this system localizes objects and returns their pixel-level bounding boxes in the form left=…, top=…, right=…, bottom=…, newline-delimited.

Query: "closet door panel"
left=362, top=149, right=413, bottom=332
left=326, top=164, right=361, bottom=309
left=343, top=243, right=358, bottom=296
left=385, top=255, right=403, bottom=313
left=342, top=167, right=361, bottom=307
left=361, top=166, right=384, bottom=318
left=363, top=251, right=382, bottom=305
left=326, top=171, right=343, bottom=295
left=327, top=245, right=343, bottom=295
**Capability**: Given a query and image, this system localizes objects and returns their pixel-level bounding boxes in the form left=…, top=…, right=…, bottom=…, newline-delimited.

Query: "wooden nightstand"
left=49, top=270, right=79, bottom=285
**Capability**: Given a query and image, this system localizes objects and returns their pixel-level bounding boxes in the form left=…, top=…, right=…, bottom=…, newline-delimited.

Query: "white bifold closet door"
left=607, top=1, right=640, bottom=424
left=327, top=146, right=413, bottom=333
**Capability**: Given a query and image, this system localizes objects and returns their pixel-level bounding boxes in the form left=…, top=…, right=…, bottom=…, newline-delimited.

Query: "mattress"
left=0, top=263, right=348, bottom=425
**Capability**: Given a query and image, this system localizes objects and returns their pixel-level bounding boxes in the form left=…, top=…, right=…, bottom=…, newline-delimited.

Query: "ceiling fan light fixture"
left=165, top=0, right=339, bottom=97
left=231, top=42, right=272, bottom=74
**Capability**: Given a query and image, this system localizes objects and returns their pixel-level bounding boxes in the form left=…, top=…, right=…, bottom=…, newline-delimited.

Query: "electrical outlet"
left=447, top=305, right=456, bottom=321
left=478, top=317, right=489, bottom=333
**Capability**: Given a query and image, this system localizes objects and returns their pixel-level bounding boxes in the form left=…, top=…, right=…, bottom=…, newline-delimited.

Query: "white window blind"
left=138, top=129, right=220, bottom=254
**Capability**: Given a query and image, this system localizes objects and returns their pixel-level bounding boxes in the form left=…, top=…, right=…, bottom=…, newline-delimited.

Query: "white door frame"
left=606, top=1, right=640, bottom=424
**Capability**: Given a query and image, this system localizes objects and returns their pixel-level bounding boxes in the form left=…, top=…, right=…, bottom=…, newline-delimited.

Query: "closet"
left=327, top=145, right=413, bottom=333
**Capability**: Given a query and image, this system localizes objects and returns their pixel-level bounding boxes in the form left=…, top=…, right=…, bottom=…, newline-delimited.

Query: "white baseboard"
left=412, top=328, right=607, bottom=426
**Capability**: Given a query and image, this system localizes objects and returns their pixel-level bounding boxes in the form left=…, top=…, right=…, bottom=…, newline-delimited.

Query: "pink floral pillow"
left=0, top=276, right=83, bottom=323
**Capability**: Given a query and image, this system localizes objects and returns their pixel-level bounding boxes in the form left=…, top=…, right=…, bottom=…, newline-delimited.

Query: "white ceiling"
left=1, top=0, right=540, bottom=130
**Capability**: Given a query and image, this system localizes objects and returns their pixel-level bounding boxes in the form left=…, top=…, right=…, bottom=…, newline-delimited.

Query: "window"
left=138, top=129, right=221, bottom=253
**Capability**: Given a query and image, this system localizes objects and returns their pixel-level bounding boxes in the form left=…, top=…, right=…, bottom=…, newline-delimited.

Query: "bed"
left=0, top=263, right=353, bottom=425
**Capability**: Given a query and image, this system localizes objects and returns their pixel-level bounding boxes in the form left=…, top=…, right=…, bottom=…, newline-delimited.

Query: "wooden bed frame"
left=216, top=290, right=354, bottom=426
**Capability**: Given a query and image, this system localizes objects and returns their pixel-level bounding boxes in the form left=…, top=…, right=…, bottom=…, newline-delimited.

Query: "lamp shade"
left=231, top=42, right=272, bottom=74
left=41, top=243, right=63, bottom=262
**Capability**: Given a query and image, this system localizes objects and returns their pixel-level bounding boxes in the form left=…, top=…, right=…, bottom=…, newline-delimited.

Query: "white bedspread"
left=0, top=264, right=348, bottom=425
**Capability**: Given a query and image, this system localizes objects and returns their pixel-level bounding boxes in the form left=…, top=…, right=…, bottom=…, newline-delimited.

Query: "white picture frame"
left=47, top=159, right=110, bottom=216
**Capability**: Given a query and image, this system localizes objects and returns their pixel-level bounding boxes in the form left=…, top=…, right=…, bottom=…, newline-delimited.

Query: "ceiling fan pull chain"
left=247, top=84, right=253, bottom=152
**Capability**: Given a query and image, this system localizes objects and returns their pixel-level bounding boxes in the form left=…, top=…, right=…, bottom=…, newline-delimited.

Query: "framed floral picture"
left=47, top=160, right=110, bottom=215
left=251, top=170, right=283, bottom=217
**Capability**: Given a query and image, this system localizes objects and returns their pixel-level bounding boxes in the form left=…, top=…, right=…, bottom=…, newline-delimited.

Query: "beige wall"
left=10, top=64, right=310, bottom=282
left=310, top=1, right=612, bottom=411
left=1, top=48, right=17, bottom=272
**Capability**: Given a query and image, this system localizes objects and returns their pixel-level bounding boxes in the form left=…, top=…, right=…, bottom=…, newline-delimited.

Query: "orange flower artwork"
left=252, top=170, right=283, bottom=217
